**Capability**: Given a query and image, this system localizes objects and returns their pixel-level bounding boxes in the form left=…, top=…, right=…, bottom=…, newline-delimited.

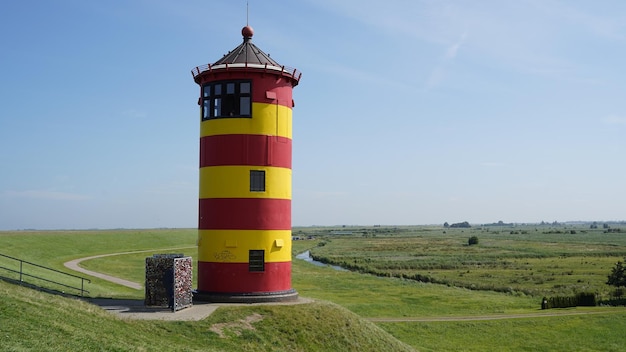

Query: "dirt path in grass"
left=368, top=309, right=618, bottom=322
left=63, top=247, right=195, bottom=290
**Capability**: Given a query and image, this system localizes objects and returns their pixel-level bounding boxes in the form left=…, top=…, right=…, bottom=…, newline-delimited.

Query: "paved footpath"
left=63, top=247, right=195, bottom=290
left=85, top=297, right=313, bottom=321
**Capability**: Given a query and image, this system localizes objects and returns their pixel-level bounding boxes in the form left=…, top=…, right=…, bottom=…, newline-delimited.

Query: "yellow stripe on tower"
left=200, top=103, right=292, bottom=138
left=199, top=166, right=291, bottom=199
left=197, top=229, right=292, bottom=263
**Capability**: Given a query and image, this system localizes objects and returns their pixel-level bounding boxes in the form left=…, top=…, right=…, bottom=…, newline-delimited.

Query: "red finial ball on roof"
left=242, top=26, right=254, bottom=38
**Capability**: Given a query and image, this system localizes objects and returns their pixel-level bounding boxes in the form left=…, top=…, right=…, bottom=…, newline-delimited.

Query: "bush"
left=577, top=292, right=597, bottom=306
left=606, top=258, right=626, bottom=288
left=468, top=236, right=479, bottom=246
left=542, top=292, right=597, bottom=309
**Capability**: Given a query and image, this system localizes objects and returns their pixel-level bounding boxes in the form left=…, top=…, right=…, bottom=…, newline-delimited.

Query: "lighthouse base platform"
left=193, top=289, right=299, bottom=303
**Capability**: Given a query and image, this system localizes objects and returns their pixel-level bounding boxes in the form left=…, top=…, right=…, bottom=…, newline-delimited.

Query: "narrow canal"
left=295, top=251, right=347, bottom=271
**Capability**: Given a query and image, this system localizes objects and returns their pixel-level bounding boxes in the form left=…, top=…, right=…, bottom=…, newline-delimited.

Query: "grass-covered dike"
left=0, top=280, right=414, bottom=352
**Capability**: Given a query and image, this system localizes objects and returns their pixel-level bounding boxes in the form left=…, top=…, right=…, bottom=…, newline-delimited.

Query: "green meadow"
left=304, top=225, right=626, bottom=298
left=2, top=225, right=626, bottom=351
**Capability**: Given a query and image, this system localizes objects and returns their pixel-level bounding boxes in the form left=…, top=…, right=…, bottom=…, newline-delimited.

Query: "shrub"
left=606, top=258, right=626, bottom=289
left=577, top=292, right=597, bottom=306
left=542, top=292, right=597, bottom=309
left=468, top=236, right=479, bottom=246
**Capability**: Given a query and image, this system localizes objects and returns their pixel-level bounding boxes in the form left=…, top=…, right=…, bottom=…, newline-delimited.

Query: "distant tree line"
left=483, top=220, right=514, bottom=227
left=590, top=222, right=611, bottom=229
left=443, top=221, right=471, bottom=228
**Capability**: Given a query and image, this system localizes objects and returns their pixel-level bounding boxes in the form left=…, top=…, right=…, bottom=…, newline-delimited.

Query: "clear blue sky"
left=1, top=0, right=625, bottom=230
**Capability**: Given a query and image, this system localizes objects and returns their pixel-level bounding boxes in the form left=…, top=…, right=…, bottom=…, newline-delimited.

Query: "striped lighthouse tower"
left=191, top=25, right=301, bottom=302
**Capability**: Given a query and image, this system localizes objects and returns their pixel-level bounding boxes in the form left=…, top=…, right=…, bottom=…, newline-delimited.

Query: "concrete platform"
left=87, top=297, right=313, bottom=321
left=193, top=288, right=299, bottom=303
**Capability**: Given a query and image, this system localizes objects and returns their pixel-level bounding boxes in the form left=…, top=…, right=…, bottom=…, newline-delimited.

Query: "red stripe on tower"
left=200, top=135, right=292, bottom=168
left=197, top=261, right=293, bottom=293
left=198, top=198, right=291, bottom=230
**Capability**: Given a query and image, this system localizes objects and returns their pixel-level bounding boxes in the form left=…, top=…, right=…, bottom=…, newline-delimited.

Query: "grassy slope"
left=0, top=280, right=415, bottom=352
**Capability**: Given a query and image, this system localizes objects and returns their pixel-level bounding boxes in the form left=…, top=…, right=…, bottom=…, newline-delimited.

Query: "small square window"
left=250, top=170, right=265, bottom=192
left=249, top=250, right=265, bottom=272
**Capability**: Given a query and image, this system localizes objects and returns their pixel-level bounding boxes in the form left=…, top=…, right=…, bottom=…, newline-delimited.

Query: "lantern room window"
left=202, top=80, right=252, bottom=120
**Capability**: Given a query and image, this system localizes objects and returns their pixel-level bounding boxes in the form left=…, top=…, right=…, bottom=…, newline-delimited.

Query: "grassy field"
left=302, top=225, right=626, bottom=298
left=378, top=311, right=626, bottom=352
left=2, top=226, right=626, bottom=351
left=0, top=229, right=197, bottom=298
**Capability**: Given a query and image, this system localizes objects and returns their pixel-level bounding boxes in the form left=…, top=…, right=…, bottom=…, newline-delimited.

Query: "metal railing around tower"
left=191, top=62, right=302, bottom=82
left=0, top=253, right=90, bottom=297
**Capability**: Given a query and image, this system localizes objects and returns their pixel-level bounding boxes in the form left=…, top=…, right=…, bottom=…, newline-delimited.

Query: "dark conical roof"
left=191, top=26, right=302, bottom=85
left=213, top=26, right=281, bottom=67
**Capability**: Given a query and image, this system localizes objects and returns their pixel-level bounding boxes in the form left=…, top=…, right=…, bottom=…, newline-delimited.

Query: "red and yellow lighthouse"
left=191, top=26, right=301, bottom=302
